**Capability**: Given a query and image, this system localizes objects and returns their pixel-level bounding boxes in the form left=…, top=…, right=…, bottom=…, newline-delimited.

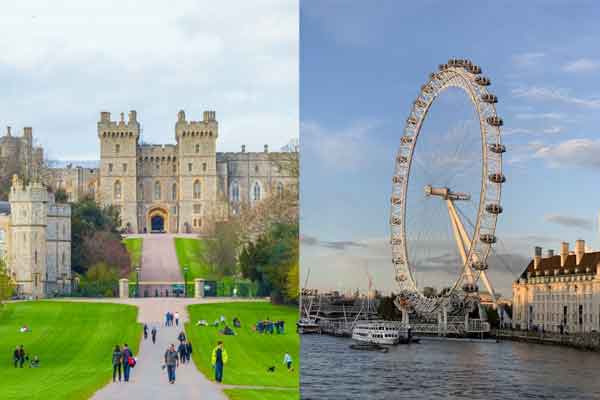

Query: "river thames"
left=301, top=334, right=600, bottom=399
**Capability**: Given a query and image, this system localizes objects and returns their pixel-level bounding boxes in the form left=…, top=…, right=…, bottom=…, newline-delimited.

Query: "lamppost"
left=135, top=266, right=141, bottom=298
left=183, top=266, right=189, bottom=297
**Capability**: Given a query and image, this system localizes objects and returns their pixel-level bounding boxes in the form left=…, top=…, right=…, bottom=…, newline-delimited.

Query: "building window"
left=202, top=162, right=207, bottom=172
left=172, top=183, right=177, bottom=201
left=231, top=181, right=240, bottom=202
left=188, top=163, right=193, bottom=172
left=195, top=144, right=200, bottom=153
left=154, top=181, right=161, bottom=200
left=276, top=182, right=284, bottom=198
left=108, top=163, right=113, bottom=173
left=115, top=144, right=120, bottom=153
left=61, top=252, right=65, bottom=266
left=193, top=204, right=201, bottom=214
left=255, top=165, right=259, bottom=173
left=173, top=164, right=177, bottom=174
left=193, top=180, right=201, bottom=199
left=114, top=181, right=122, bottom=200
left=34, top=250, right=38, bottom=265
left=139, top=183, right=144, bottom=200
left=123, top=163, right=128, bottom=172
left=253, top=182, right=261, bottom=201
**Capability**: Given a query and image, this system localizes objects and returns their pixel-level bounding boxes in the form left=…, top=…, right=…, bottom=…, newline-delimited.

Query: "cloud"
left=503, top=126, right=563, bottom=136
left=512, top=52, right=545, bottom=67
left=514, top=112, right=566, bottom=120
left=544, top=214, right=594, bottom=230
left=533, top=138, right=600, bottom=169
left=0, top=0, right=298, bottom=157
left=563, top=58, right=600, bottom=73
left=301, top=119, right=381, bottom=170
left=512, top=86, right=600, bottom=108
left=301, top=234, right=367, bottom=250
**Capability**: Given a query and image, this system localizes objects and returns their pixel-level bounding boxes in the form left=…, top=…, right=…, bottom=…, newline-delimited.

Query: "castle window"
left=196, top=144, right=200, bottom=153
left=172, top=183, right=177, bottom=201
left=188, top=163, right=192, bottom=172
left=114, top=181, right=122, bottom=200
left=193, top=204, right=201, bottom=214
left=139, top=183, right=144, bottom=200
left=255, top=165, right=259, bottom=173
left=61, top=252, right=65, bottom=266
left=231, top=181, right=240, bottom=202
left=34, top=250, right=38, bottom=265
left=193, top=180, right=201, bottom=199
left=277, top=182, right=284, bottom=198
left=154, top=181, right=161, bottom=200
left=253, top=182, right=261, bottom=201
left=108, top=163, right=113, bottom=173
left=173, top=164, right=177, bottom=174
left=115, top=144, right=120, bottom=153
left=123, top=163, right=128, bottom=172
left=202, top=163, right=207, bottom=172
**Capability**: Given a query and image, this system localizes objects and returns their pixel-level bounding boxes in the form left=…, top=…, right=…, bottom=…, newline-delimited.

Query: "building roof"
left=521, top=252, right=600, bottom=279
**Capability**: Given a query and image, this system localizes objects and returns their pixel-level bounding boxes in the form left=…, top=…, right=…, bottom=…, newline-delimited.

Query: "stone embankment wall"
left=495, top=329, right=600, bottom=351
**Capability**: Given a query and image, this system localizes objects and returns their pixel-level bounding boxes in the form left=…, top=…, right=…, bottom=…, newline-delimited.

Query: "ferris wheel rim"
left=390, top=59, right=504, bottom=314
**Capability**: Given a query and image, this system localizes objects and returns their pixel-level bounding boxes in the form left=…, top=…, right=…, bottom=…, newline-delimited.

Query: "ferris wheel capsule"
left=462, top=283, right=479, bottom=293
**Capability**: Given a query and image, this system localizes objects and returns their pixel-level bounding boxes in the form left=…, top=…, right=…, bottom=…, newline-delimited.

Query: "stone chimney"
left=203, top=111, right=216, bottom=122
left=100, top=111, right=111, bottom=123
left=128, top=110, right=137, bottom=123
left=241, top=145, right=246, bottom=153
left=264, top=144, right=269, bottom=153
left=6, top=126, right=11, bottom=136
left=575, top=239, right=585, bottom=265
left=560, top=242, right=569, bottom=267
left=534, top=246, right=542, bottom=270
left=23, top=127, right=32, bottom=140
left=546, top=249, right=554, bottom=258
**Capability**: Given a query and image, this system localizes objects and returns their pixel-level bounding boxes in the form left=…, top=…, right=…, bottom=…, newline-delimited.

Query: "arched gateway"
left=147, top=207, right=168, bottom=233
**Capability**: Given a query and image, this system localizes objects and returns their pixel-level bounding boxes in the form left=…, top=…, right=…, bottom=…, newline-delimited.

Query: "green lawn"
left=224, top=389, right=299, bottom=400
left=174, top=237, right=215, bottom=280
left=0, top=301, right=142, bottom=400
left=123, top=238, right=143, bottom=281
left=185, top=302, right=299, bottom=394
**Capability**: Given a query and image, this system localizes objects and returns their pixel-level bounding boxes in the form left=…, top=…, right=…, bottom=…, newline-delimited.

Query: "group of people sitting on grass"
left=12, top=345, right=39, bottom=368
left=254, top=318, right=286, bottom=334
left=195, top=315, right=240, bottom=336
left=111, top=343, right=136, bottom=383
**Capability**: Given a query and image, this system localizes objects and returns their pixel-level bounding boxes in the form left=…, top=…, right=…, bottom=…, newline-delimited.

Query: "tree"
left=286, top=259, right=299, bottom=302
left=78, top=262, right=119, bottom=297
left=82, top=231, right=131, bottom=277
left=54, top=187, right=69, bottom=203
left=377, top=294, right=403, bottom=320
left=202, top=220, right=240, bottom=277
left=0, top=259, right=13, bottom=306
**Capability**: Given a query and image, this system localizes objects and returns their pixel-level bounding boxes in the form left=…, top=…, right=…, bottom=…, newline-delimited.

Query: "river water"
left=301, top=334, right=600, bottom=399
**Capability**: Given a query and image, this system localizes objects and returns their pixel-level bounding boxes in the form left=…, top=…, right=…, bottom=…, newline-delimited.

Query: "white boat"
left=352, top=321, right=402, bottom=345
left=297, top=318, right=321, bottom=334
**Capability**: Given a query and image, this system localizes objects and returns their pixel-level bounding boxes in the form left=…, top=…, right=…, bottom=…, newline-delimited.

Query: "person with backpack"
left=151, top=326, right=157, bottom=344
left=112, top=345, right=123, bottom=382
left=185, top=340, right=193, bottom=363
left=177, top=340, right=188, bottom=364
left=164, top=343, right=179, bottom=384
left=122, top=343, right=134, bottom=382
left=178, top=331, right=186, bottom=343
left=211, top=341, right=228, bottom=383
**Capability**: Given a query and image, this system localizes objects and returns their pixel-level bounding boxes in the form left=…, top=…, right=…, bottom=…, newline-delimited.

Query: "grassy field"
left=123, top=238, right=143, bottom=281
left=185, top=302, right=299, bottom=395
left=174, top=237, right=215, bottom=280
left=224, top=389, right=299, bottom=400
left=0, top=301, right=142, bottom=400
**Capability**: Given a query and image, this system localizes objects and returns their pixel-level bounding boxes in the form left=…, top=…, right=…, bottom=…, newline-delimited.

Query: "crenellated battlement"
left=98, top=110, right=140, bottom=138
left=9, top=175, right=48, bottom=203
left=175, top=110, right=218, bottom=139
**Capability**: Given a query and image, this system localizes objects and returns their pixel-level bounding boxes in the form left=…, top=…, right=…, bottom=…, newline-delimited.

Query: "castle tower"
left=8, top=175, right=49, bottom=298
left=175, top=110, right=220, bottom=233
left=98, top=111, right=139, bottom=232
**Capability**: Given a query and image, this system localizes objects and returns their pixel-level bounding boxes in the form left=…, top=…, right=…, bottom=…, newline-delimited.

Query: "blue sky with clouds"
left=300, top=0, right=600, bottom=295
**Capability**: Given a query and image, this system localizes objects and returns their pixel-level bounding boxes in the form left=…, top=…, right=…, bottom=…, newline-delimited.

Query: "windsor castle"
left=1, top=110, right=298, bottom=297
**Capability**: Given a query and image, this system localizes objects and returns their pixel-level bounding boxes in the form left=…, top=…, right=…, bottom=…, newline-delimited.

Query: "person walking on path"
left=178, top=331, right=186, bottom=343
left=112, top=345, right=123, bottom=382
left=143, top=324, right=148, bottom=340
left=177, top=340, right=188, bottom=364
left=151, top=326, right=157, bottom=344
left=164, top=344, right=179, bottom=384
left=122, top=343, right=134, bottom=382
left=283, top=352, right=293, bottom=372
left=211, top=341, right=228, bottom=383
left=185, top=340, right=193, bottom=363
left=175, top=312, right=180, bottom=327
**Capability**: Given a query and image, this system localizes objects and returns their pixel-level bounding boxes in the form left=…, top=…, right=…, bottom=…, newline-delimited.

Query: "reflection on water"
left=301, top=335, right=600, bottom=400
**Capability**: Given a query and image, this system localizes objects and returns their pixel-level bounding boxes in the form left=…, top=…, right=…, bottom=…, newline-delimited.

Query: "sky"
left=0, top=0, right=298, bottom=161
left=300, top=0, right=600, bottom=297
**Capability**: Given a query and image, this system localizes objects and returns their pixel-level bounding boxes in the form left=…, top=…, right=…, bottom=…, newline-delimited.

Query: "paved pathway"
left=89, top=298, right=240, bottom=400
left=136, top=234, right=182, bottom=282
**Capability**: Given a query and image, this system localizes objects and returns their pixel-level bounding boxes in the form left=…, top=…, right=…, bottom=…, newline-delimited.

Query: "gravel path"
left=137, top=234, right=182, bottom=282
